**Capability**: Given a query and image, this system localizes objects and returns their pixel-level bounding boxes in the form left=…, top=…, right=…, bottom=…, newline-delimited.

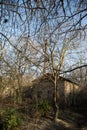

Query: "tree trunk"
left=54, top=74, right=59, bottom=121
left=16, top=73, right=23, bottom=103
left=43, top=40, right=48, bottom=74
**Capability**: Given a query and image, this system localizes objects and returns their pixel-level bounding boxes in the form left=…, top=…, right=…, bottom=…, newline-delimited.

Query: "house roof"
left=59, top=76, right=80, bottom=86
left=32, top=73, right=80, bottom=86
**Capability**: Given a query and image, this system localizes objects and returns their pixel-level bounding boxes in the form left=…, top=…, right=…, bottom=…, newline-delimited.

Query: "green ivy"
left=0, top=107, right=22, bottom=130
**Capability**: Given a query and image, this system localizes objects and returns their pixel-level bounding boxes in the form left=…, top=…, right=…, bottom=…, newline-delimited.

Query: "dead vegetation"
left=0, top=75, right=87, bottom=130
left=0, top=94, right=87, bottom=130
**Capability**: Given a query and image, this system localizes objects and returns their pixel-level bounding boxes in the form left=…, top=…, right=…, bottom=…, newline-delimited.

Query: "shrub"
left=31, top=100, right=52, bottom=117
left=0, top=107, right=22, bottom=130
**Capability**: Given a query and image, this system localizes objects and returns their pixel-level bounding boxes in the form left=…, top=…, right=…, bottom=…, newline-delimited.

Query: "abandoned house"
left=25, top=73, right=80, bottom=108
left=0, top=73, right=80, bottom=108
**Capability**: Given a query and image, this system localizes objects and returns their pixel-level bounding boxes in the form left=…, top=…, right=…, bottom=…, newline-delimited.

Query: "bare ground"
left=21, top=116, right=87, bottom=130
left=0, top=101, right=87, bottom=130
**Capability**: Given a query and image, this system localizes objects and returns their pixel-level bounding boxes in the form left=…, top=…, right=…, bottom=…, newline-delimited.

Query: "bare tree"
left=0, top=0, right=87, bottom=122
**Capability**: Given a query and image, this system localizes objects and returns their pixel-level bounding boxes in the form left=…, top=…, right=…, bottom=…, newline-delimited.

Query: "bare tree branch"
left=60, top=64, right=87, bottom=74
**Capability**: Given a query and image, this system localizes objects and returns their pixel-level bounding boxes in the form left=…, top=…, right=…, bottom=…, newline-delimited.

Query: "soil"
left=21, top=117, right=87, bottom=130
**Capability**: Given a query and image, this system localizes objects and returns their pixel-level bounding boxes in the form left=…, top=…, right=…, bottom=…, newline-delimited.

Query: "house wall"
left=57, top=79, right=65, bottom=108
left=32, top=79, right=54, bottom=103
left=64, top=81, right=79, bottom=106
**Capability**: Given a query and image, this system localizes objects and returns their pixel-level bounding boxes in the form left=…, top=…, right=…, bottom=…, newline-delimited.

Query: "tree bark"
left=54, top=74, right=59, bottom=121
